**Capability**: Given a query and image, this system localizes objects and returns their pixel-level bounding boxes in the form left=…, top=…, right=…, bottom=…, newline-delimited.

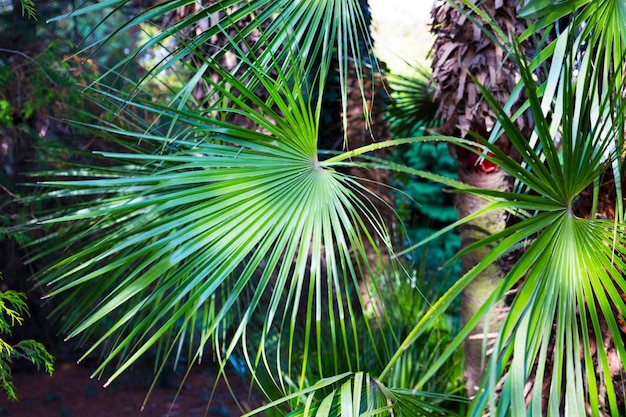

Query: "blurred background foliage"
left=386, top=65, right=460, bottom=292
left=0, top=0, right=148, bottom=390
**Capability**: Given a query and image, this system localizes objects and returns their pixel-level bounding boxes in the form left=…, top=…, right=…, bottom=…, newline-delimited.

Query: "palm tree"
left=23, top=0, right=626, bottom=415
left=429, top=0, right=532, bottom=396
left=425, top=0, right=626, bottom=414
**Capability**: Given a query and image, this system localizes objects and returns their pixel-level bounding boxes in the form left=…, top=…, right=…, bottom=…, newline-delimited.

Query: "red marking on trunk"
left=457, top=147, right=499, bottom=172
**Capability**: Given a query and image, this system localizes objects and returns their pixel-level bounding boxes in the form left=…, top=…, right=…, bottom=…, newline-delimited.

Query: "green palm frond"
left=386, top=65, right=440, bottom=138
left=475, top=20, right=626, bottom=415
left=518, top=1, right=625, bottom=212
left=246, top=372, right=464, bottom=417
left=26, top=3, right=478, bottom=414
left=35, top=87, right=373, bottom=386
left=49, top=0, right=376, bottom=136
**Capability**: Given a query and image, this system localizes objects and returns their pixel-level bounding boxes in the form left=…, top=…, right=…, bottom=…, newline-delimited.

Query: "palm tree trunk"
left=456, top=166, right=509, bottom=395
left=430, top=0, right=530, bottom=396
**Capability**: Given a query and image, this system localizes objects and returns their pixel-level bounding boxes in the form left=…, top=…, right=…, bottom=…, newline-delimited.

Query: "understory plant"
left=0, top=274, right=54, bottom=401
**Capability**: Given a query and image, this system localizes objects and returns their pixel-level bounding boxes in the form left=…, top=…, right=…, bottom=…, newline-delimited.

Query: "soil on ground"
left=1, top=360, right=262, bottom=417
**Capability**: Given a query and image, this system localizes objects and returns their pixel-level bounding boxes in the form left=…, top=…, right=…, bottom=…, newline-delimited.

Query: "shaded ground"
left=1, top=361, right=262, bottom=417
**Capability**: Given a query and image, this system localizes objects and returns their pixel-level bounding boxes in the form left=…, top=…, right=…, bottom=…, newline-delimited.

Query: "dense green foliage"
left=386, top=66, right=459, bottom=293
left=392, top=140, right=459, bottom=284
left=2, top=0, right=626, bottom=416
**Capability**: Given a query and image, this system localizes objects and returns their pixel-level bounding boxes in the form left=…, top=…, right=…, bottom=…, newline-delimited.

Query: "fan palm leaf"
left=32, top=41, right=382, bottom=389
left=385, top=64, right=439, bottom=138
